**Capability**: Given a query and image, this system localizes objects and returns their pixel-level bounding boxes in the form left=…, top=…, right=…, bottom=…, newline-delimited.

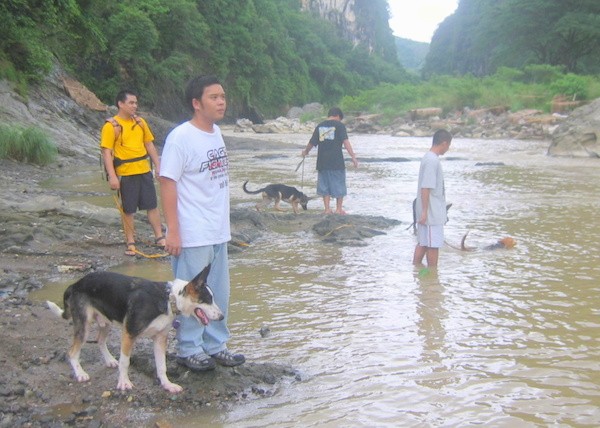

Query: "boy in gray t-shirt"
left=413, top=130, right=452, bottom=268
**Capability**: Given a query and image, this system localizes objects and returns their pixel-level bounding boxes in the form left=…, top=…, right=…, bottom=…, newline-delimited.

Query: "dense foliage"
left=0, top=0, right=406, bottom=121
left=341, top=65, right=600, bottom=122
left=423, top=0, right=600, bottom=77
left=2, top=0, right=599, bottom=123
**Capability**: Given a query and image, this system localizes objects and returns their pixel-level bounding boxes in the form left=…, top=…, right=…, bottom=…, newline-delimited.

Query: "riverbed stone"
left=548, top=98, right=600, bottom=157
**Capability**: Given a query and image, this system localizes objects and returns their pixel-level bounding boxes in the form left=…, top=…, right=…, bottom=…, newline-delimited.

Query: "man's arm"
left=144, top=141, right=161, bottom=176
left=101, top=147, right=120, bottom=190
left=158, top=176, right=181, bottom=256
left=419, top=187, right=430, bottom=224
left=301, top=142, right=314, bottom=157
left=343, top=139, right=358, bottom=167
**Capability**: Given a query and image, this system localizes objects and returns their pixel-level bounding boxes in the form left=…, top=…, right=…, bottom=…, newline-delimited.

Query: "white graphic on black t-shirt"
left=319, top=126, right=335, bottom=142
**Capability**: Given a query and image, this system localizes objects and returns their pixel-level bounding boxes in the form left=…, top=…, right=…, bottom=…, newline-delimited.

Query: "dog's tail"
left=46, top=301, right=65, bottom=318
left=47, top=285, right=73, bottom=320
left=242, top=180, right=265, bottom=195
left=460, top=231, right=475, bottom=251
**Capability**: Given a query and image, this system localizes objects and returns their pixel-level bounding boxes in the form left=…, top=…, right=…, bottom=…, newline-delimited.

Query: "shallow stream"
left=32, top=133, right=600, bottom=427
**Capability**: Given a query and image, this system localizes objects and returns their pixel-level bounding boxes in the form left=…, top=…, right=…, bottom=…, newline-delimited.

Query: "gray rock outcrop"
left=547, top=98, right=600, bottom=158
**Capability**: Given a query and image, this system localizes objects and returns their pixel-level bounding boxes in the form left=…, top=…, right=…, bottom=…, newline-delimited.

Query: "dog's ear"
left=191, top=264, right=211, bottom=286
left=182, top=264, right=211, bottom=297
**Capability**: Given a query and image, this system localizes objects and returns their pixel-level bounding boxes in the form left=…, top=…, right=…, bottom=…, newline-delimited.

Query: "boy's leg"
left=172, top=244, right=231, bottom=356
left=146, top=207, right=164, bottom=244
left=413, top=245, right=427, bottom=265
left=123, top=213, right=136, bottom=245
left=172, top=246, right=214, bottom=358
left=201, top=243, right=231, bottom=355
left=426, top=248, right=439, bottom=267
left=323, top=196, right=332, bottom=214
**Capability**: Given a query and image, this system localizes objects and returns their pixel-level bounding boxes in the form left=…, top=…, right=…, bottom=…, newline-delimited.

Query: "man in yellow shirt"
left=100, top=90, right=164, bottom=256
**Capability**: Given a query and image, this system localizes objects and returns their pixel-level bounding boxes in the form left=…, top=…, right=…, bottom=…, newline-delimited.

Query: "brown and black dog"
left=450, top=231, right=517, bottom=251
left=46, top=265, right=223, bottom=393
left=243, top=180, right=310, bottom=214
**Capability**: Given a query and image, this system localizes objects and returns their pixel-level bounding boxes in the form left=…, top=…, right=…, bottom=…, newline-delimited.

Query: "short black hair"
left=432, top=129, right=452, bottom=146
left=328, top=107, right=344, bottom=120
left=185, top=75, right=222, bottom=112
left=115, top=90, right=137, bottom=107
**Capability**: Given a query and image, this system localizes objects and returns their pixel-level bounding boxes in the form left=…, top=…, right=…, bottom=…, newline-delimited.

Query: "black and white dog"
left=46, top=265, right=222, bottom=393
left=409, top=198, right=453, bottom=234
left=243, top=180, right=310, bottom=214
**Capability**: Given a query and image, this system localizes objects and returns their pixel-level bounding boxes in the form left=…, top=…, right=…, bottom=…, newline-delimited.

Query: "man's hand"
left=108, top=175, right=120, bottom=191
left=164, top=232, right=182, bottom=256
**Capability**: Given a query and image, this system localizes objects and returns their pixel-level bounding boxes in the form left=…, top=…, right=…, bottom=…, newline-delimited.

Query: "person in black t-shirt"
left=301, top=107, right=358, bottom=215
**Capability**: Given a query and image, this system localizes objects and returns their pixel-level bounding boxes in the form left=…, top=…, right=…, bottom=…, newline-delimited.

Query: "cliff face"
left=0, top=64, right=176, bottom=166
left=300, top=0, right=365, bottom=49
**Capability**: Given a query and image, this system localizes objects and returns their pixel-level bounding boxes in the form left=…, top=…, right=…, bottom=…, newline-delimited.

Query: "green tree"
left=0, top=0, right=81, bottom=81
left=424, top=0, right=600, bottom=76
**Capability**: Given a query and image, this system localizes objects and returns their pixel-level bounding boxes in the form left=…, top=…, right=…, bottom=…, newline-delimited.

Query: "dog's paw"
left=74, top=371, right=90, bottom=382
left=117, top=378, right=134, bottom=390
left=105, top=358, right=118, bottom=368
left=162, top=382, right=183, bottom=394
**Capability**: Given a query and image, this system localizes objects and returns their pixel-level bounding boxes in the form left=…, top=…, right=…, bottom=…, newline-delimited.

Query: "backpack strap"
left=106, top=115, right=145, bottom=141
left=132, top=114, right=143, bottom=129
left=105, top=117, right=122, bottom=141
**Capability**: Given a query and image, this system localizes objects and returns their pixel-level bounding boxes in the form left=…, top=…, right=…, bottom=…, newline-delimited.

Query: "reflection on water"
left=35, top=134, right=600, bottom=426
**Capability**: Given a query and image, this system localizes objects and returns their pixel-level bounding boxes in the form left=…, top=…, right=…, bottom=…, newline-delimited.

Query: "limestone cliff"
left=301, top=0, right=359, bottom=43
left=300, top=0, right=391, bottom=54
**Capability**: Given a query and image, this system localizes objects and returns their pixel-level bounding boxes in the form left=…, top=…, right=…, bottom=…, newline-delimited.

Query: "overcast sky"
left=387, top=0, right=458, bottom=43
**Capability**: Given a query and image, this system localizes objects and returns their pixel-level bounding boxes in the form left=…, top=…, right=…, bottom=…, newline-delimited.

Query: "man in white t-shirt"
left=159, top=75, right=245, bottom=371
left=413, top=129, right=452, bottom=268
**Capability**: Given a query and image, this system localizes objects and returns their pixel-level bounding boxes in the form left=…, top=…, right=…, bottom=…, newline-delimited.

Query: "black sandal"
left=154, top=236, right=166, bottom=247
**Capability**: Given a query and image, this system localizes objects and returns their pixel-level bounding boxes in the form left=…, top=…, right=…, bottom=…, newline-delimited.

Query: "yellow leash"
left=322, top=224, right=352, bottom=237
left=113, top=193, right=168, bottom=259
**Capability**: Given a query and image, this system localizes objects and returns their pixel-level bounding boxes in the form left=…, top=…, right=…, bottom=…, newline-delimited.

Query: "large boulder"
left=547, top=98, right=600, bottom=158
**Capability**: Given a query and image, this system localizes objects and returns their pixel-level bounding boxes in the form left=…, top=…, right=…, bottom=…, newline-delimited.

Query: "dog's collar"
left=165, top=283, right=180, bottom=316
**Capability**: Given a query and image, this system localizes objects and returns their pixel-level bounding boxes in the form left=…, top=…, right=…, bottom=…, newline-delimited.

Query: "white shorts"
left=416, top=224, right=444, bottom=248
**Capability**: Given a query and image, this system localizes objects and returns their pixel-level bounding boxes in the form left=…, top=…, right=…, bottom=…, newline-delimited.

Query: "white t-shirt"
left=416, top=150, right=447, bottom=225
left=160, top=121, right=231, bottom=247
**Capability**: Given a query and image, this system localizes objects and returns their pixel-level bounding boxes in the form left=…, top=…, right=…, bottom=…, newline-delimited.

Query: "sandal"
left=125, top=242, right=136, bottom=256
left=154, top=236, right=166, bottom=248
left=210, top=349, right=245, bottom=367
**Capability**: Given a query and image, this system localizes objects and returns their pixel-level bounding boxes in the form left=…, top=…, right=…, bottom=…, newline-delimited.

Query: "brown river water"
left=31, top=133, right=600, bottom=427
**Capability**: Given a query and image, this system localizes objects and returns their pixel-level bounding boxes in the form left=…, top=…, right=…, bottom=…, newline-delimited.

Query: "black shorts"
left=119, top=172, right=158, bottom=214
